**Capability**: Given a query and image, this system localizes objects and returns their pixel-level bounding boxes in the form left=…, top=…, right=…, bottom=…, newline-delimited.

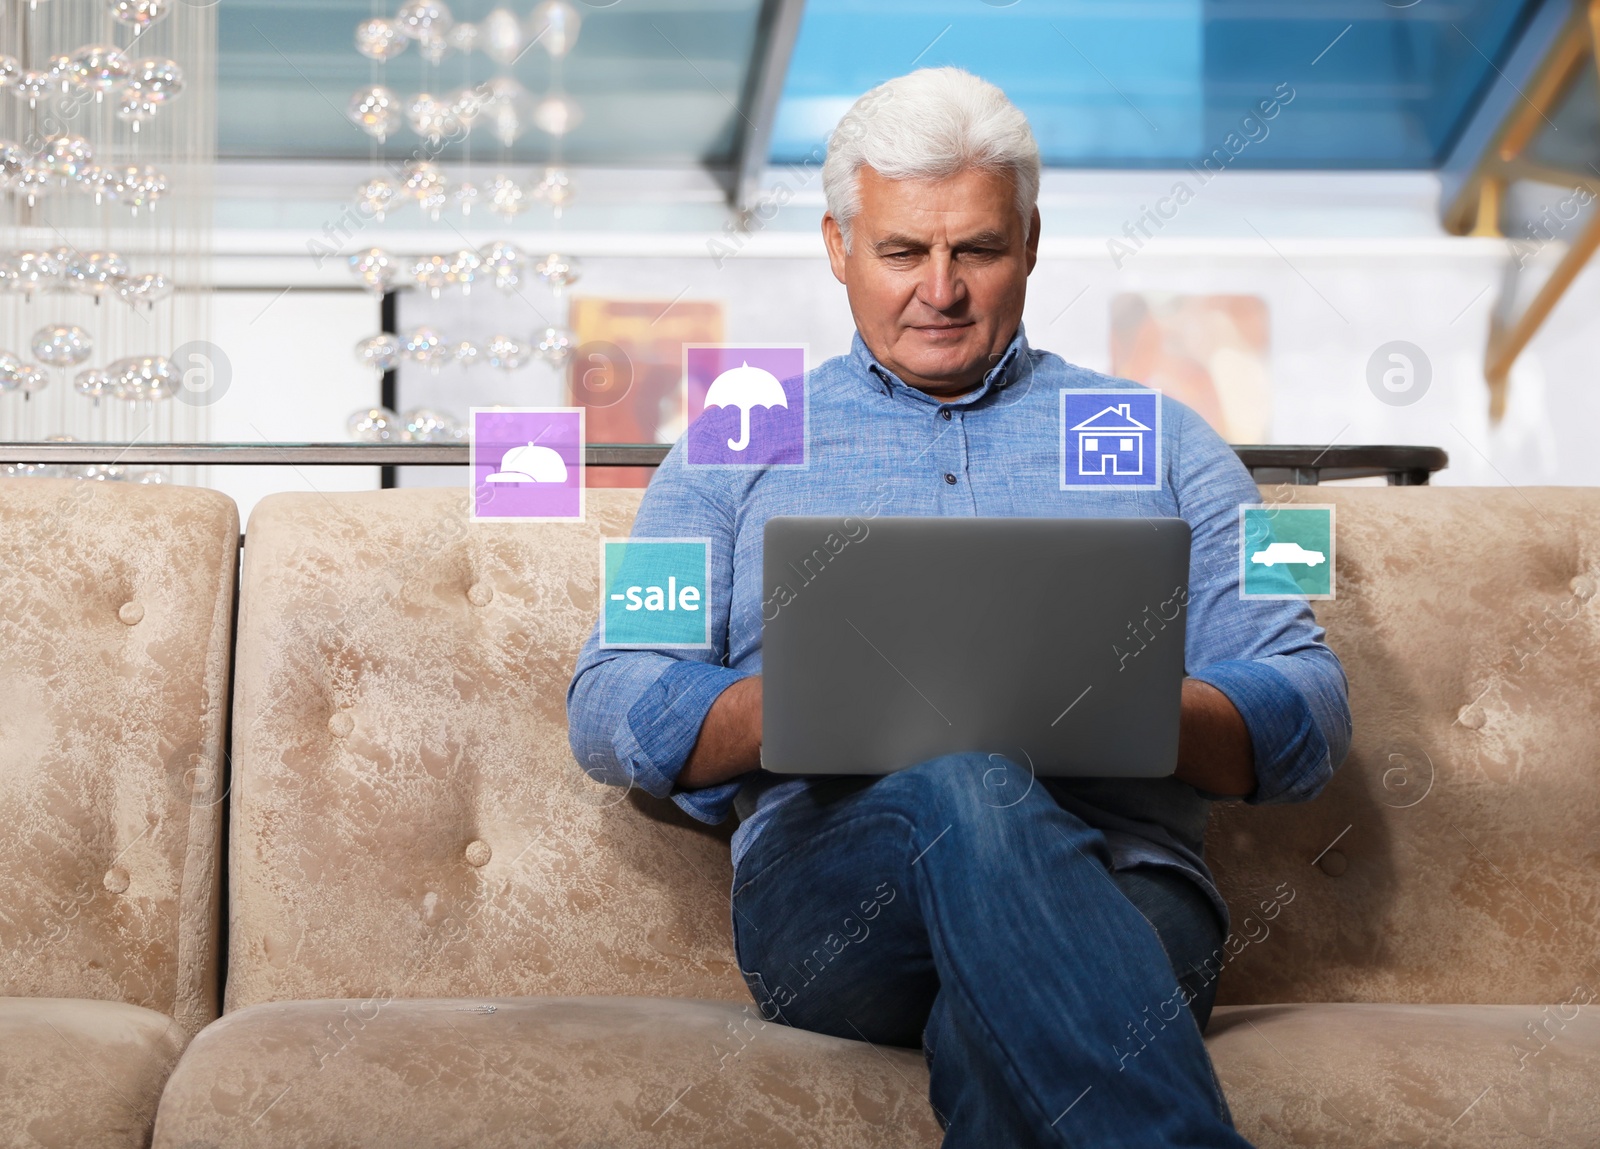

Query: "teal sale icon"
left=1240, top=504, right=1335, bottom=600
left=601, top=538, right=712, bottom=648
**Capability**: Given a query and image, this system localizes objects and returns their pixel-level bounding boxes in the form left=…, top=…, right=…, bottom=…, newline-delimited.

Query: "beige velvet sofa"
left=0, top=478, right=237, bottom=1149
left=1203, top=485, right=1600, bottom=1148
left=151, top=487, right=939, bottom=1149
left=7, top=478, right=1597, bottom=1147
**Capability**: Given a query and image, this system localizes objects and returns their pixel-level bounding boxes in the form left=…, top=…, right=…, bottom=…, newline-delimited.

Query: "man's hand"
left=679, top=675, right=763, bottom=789
left=678, top=675, right=1251, bottom=796
left=1173, top=678, right=1256, bottom=798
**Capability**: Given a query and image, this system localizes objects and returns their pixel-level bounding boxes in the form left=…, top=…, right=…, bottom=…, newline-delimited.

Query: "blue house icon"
left=1071, top=402, right=1151, bottom=476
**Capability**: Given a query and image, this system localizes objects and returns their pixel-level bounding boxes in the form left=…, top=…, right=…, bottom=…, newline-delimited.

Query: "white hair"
left=822, top=67, right=1041, bottom=253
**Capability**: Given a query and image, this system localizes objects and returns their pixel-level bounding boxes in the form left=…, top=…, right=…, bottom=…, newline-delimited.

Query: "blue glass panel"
left=775, top=1, right=1204, bottom=165
left=773, top=0, right=1546, bottom=169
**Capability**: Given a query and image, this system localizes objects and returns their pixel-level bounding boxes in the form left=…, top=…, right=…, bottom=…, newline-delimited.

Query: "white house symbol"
left=1071, top=402, right=1152, bottom=476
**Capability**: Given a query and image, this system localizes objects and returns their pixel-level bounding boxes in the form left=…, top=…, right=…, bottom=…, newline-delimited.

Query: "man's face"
left=823, top=165, right=1040, bottom=400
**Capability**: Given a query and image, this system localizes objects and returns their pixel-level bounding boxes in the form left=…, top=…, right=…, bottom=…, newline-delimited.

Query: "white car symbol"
left=1250, top=542, right=1326, bottom=567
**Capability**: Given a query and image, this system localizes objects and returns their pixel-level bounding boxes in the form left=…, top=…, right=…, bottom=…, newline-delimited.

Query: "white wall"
left=204, top=289, right=380, bottom=525
left=385, top=242, right=1600, bottom=491
left=202, top=166, right=1600, bottom=506
left=1025, top=241, right=1595, bottom=489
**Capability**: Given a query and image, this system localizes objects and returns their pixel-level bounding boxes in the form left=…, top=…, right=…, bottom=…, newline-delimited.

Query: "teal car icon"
left=1250, top=542, right=1326, bottom=567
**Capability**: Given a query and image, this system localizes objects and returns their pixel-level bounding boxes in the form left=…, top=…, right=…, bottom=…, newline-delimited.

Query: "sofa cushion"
left=1208, top=486, right=1600, bottom=1007
left=0, top=996, right=187, bottom=1149
left=0, top=479, right=237, bottom=1036
left=226, top=487, right=744, bottom=1010
left=151, top=995, right=941, bottom=1148
left=1209, top=1002, right=1600, bottom=1148
left=154, top=998, right=1600, bottom=1148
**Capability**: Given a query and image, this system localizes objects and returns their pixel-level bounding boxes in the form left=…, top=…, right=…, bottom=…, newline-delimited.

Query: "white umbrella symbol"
left=703, top=361, right=788, bottom=451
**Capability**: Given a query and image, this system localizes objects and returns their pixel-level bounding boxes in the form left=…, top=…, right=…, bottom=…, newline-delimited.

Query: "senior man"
left=569, top=68, right=1349, bottom=1148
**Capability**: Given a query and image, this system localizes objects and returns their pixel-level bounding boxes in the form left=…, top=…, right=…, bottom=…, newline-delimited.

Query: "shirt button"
left=940, top=408, right=952, bottom=421
left=944, top=473, right=957, bottom=485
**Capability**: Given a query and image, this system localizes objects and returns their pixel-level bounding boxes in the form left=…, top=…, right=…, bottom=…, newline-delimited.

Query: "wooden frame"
left=1442, top=0, right=1600, bottom=421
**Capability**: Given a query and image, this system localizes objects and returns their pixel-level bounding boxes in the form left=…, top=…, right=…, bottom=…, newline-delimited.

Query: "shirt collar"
left=850, top=325, right=1032, bottom=406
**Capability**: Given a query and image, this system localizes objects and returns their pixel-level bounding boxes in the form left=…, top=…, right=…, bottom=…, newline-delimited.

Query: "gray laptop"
left=761, top=516, right=1191, bottom=777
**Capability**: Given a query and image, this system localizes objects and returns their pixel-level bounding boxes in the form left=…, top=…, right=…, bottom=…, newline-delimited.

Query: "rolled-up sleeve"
left=1172, top=402, right=1354, bottom=805
left=1191, top=655, right=1347, bottom=804
left=566, top=444, right=749, bottom=825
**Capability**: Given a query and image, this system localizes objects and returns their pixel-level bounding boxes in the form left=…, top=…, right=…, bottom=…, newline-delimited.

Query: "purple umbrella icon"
left=703, top=361, right=788, bottom=451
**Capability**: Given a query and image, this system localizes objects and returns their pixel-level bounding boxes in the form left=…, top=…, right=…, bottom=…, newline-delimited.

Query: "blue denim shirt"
left=567, top=328, right=1352, bottom=928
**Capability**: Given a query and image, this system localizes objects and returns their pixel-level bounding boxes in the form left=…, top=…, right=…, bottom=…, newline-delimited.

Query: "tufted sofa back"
left=224, top=481, right=1600, bottom=1013
left=225, top=486, right=745, bottom=1011
left=1210, top=486, right=1600, bottom=1006
left=0, top=478, right=237, bottom=1036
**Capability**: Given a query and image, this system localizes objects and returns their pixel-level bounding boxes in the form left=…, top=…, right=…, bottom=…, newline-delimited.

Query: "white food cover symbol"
left=703, top=361, right=788, bottom=451
left=486, top=442, right=568, bottom=483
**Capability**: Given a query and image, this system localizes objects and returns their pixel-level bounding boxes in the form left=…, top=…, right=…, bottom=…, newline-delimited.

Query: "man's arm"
left=1174, top=677, right=1254, bottom=797
left=678, top=675, right=763, bottom=788
left=1172, top=401, right=1353, bottom=806
left=566, top=442, right=753, bottom=825
left=673, top=675, right=1254, bottom=795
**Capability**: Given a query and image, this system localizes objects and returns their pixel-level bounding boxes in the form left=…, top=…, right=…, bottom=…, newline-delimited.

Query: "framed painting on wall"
left=1110, top=293, right=1271, bottom=444
left=567, top=297, right=724, bottom=488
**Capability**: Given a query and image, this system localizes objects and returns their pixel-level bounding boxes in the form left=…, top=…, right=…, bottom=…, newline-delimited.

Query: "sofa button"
left=117, top=601, right=144, bottom=626
left=104, top=866, right=130, bottom=893
left=1317, top=849, right=1347, bottom=877
left=1458, top=704, right=1486, bottom=730
left=467, top=582, right=494, bottom=607
left=464, top=839, right=492, bottom=867
left=1571, top=574, right=1597, bottom=600
left=328, top=711, right=355, bottom=738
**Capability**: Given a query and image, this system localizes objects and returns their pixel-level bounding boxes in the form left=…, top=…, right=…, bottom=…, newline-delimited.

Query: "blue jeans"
left=729, top=754, right=1252, bottom=1149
